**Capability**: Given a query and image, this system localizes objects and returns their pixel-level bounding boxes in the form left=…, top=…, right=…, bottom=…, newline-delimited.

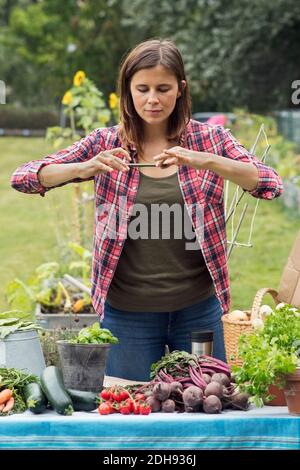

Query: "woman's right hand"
left=78, top=148, right=132, bottom=178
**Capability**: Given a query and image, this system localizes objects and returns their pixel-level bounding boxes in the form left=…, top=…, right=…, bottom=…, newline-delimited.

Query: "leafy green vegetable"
left=0, top=316, right=42, bottom=339
left=150, top=351, right=197, bottom=379
left=68, top=322, right=118, bottom=345
left=233, top=303, right=300, bottom=406
left=5, top=279, right=36, bottom=320
left=5, top=243, right=93, bottom=314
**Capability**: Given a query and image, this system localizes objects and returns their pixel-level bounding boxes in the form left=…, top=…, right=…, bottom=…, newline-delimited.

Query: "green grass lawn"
left=0, top=136, right=299, bottom=313
left=228, top=195, right=299, bottom=310
left=0, top=137, right=93, bottom=311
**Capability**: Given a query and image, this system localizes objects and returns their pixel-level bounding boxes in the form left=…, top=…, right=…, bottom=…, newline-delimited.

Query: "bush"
left=0, top=105, right=59, bottom=129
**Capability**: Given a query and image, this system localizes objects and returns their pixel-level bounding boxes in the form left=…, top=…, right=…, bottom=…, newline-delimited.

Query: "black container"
left=191, top=330, right=214, bottom=356
left=56, top=341, right=110, bottom=392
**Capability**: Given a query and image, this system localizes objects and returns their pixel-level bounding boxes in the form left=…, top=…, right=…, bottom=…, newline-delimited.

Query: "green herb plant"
left=68, top=322, right=118, bottom=345
left=233, top=303, right=300, bottom=406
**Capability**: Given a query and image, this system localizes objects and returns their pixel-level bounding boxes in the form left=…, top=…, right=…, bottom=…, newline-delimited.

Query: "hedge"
left=0, top=105, right=60, bottom=129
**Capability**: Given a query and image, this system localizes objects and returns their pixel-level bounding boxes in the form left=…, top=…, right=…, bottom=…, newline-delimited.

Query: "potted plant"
left=0, top=310, right=45, bottom=376
left=232, top=303, right=300, bottom=414
left=56, top=323, right=118, bottom=392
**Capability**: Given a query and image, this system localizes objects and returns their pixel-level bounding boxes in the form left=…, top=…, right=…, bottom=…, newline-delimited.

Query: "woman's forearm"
left=38, top=163, right=81, bottom=188
left=204, top=153, right=259, bottom=191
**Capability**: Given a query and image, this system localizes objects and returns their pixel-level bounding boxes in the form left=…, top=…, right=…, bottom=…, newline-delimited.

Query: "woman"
left=11, top=39, right=283, bottom=381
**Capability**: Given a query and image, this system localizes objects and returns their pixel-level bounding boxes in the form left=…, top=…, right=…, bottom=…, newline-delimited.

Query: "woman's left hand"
left=153, top=146, right=210, bottom=170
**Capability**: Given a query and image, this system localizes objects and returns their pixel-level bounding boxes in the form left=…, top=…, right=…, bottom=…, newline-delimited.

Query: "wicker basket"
left=222, top=288, right=279, bottom=367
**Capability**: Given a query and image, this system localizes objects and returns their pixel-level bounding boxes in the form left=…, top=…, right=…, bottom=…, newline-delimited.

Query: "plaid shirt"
left=11, top=119, right=283, bottom=319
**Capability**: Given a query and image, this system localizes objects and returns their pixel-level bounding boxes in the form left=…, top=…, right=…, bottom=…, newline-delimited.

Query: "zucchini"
left=41, top=366, right=74, bottom=416
left=23, top=382, right=47, bottom=414
left=67, top=389, right=98, bottom=411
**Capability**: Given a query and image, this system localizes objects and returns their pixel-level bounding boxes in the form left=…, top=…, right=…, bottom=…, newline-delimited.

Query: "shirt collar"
left=123, top=120, right=190, bottom=152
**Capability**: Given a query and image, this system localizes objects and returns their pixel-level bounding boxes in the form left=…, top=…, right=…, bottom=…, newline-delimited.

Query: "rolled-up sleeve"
left=221, top=127, right=283, bottom=200
left=10, top=128, right=104, bottom=197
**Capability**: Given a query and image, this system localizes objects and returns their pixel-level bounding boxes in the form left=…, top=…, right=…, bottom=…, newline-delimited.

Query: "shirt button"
left=118, top=242, right=122, bottom=246
left=132, top=186, right=136, bottom=190
left=109, top=269, right=113, bottom=274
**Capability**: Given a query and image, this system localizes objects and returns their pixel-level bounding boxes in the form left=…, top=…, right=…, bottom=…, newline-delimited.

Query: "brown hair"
left=117, top=38, right=192, bottom=156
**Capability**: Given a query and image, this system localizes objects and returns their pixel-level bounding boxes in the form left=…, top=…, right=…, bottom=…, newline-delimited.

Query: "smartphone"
left=127, top=163, right=168, bottom=168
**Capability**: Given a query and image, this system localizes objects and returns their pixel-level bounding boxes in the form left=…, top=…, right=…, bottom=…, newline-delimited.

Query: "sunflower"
left=73, top=70, right=86, bottom=87
left=62, top=90, right=73, bottom=105
left=109, top=92, right=119, bottom=110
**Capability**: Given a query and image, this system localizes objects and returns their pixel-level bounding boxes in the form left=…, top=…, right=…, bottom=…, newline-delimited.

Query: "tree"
left=1, top=0, right=300, bottom=112
left=121, top=0, right=300, bottom=112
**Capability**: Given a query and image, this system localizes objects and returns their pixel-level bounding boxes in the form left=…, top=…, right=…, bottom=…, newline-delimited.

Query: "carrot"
left=0, top=403, right=5, bottom=412
left=0, top=389, right=13, bottom=405
left=2, top=397, right=14, bottom=413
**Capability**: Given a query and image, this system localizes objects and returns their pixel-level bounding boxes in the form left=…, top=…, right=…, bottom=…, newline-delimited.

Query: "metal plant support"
left=225, top=124, right=271, bottom=259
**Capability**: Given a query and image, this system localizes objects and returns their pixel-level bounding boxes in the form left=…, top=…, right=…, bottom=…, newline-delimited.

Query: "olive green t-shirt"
left=107, top=170, right=215, bottom=312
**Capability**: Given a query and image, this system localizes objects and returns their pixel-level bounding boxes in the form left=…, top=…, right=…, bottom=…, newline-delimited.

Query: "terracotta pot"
left=267, top=383, right=287, bottom=406
left=283, top=368, right=300, bottom=416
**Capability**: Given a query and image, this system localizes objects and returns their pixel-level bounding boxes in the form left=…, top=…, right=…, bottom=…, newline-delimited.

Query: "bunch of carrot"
left=0, top=367, right=39, bottom=415
left=0, top=389, right=14, bottom=414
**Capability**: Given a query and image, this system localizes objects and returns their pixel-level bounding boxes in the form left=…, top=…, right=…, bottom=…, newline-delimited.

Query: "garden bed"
left=35, top=302, right=97, bottom=330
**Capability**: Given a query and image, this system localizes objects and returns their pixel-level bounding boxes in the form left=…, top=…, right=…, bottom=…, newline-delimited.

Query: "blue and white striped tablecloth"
left=0, top=406, right=299, bottom=450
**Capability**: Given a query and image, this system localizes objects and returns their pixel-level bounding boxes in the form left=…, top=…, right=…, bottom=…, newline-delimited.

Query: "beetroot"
left=182, top=386, right=203, bottom=407
left=204, top=381, right=223, bottom=399
left=203, top=395, right=222, bottom=414
left=184, top=405, right=196, bottom=413
left=211, top=373, right=231, bottom=387
left=203, top=374, right=212, bottom=384
left=230, top=392, right=250, bottom=410
left=152, top=382, right=171, bottom=401
left=161, top=399, right=176, bottom=413
left=146, top=396, right=161, bottom=412
left=170, top=381, right=183, bottom=395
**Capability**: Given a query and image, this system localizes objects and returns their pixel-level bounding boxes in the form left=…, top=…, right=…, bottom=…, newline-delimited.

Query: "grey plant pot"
left=0, top=329, right=46, bottom=377
left=56, top=340, right=111, bottom=392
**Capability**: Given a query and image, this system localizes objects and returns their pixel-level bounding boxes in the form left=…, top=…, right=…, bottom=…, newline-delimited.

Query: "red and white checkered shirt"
left=11, top=119, right=283, bottom=319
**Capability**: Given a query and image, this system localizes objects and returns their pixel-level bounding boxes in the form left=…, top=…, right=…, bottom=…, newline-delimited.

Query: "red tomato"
left=134, top=393, right=145, bottom=401
left=100, top=389, right=111, bottom=400
left=98, top=402, right=112, bottom=415
left=119, top=401, right=131, bottom=414
left=139, top=402, right=151, bottom=415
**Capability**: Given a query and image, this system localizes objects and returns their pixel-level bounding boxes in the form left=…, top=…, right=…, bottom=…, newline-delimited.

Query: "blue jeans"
left=101, top=295, right=226, bottom=381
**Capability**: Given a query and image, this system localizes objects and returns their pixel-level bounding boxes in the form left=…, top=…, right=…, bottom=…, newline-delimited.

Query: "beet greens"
left=150, top=350, right=231, bottom=390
